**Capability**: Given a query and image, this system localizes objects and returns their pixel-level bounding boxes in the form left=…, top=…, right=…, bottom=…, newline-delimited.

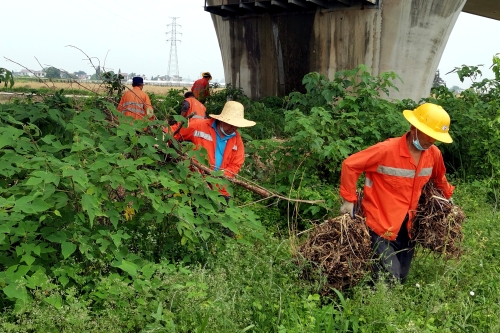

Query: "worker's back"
left=191, top=77, right=209, bottom=100
left=184, top=97, right=206, bottom=119
left=118, top=86, right=153, bottom=120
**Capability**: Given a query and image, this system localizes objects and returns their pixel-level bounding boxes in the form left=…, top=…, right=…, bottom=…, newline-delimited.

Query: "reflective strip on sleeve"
left=418, top=167, right=433, bottom=177
left=193, top=130, right=213, bottom=141
left=377, top=165, right=415, bottom=178
left=192, top=115, right=205, bottom=119
left=365, top=177, right=373, bottom=188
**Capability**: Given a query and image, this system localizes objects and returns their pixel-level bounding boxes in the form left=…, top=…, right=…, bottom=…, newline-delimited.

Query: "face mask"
left=412, top=129, right=428, bottom=151
left=219, top=123, right=231, bottom=137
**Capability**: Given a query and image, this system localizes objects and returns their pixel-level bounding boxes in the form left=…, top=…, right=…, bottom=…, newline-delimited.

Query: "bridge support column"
left=207, top=0, right=467, bottom=101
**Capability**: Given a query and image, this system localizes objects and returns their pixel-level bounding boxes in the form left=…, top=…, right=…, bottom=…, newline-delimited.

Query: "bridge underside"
left=463, top=0, right=500, bottom=21
left=205, top=0, right=377, bottom=17
left=205, top=0, right=485, bottom=101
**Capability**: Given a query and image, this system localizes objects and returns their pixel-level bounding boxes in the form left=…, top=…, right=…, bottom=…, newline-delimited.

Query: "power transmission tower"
left=166, top=17, right=182, bottom=80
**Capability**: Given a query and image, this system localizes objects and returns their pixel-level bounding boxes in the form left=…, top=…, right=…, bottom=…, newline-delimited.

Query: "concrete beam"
left=306, top=0, right=328, bottom=8
left=463, top=0, right=500, bottom=21
left=288, top=0, right=309, bottom=9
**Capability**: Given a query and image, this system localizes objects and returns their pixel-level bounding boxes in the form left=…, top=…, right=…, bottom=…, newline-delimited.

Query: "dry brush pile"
left=297, top=195, right=372, bottom=291
left=410, top=181, right=466, bottom=259
left=297, top=182, right=466, bottom=291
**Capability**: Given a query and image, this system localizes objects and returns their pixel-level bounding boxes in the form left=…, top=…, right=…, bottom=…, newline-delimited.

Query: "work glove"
left=340, top=200, right=355, bottom=218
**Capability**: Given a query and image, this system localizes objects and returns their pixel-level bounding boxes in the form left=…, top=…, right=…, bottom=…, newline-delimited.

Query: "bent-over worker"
left=165, top=101, right=255, bottom=200
left=339, top=103, right=455, bottom=283
left=181, top=91, right=207, bottom=119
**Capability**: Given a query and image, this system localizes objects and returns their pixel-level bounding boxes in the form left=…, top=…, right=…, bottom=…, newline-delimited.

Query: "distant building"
left=19, top=69, right=34, bottom=77
left=33, top=71, right=46, bottom=78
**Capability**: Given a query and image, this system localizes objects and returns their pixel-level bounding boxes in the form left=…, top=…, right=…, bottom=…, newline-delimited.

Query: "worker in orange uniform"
left=117, top=77, right=154, bottom=121
left=164, top=101, right=255, bottom=201
left=191, top=72, right=212, bottom=102
left=181, top=91, right=206, bottom=119
left=339, top=103, right=455, bottom=283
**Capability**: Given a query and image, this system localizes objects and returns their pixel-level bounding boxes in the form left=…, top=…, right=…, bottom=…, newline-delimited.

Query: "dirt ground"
left=10, top=81, right=191, bottom=95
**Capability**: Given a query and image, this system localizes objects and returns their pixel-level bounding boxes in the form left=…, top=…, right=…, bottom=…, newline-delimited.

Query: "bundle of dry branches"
left=297, top=182, right=466, bottom=291
left=411, top=181, right=466, bottom=259
left=297, top=196, right=372, bottom=292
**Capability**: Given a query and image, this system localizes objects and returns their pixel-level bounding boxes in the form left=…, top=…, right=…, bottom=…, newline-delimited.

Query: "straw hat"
left=209, top=101, right=256, bottom=128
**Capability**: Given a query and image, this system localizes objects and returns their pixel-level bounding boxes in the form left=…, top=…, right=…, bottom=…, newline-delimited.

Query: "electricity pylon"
left=166, top=17, right=182, bottom=80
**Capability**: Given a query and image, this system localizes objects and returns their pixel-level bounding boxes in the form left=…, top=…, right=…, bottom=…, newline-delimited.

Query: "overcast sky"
left=1, top=1, right=499, bottom=88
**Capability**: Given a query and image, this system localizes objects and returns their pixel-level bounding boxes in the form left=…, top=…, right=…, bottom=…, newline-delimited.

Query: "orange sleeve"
left=222, top=137, right=245, bottom=178
left=162, top=122, right=193, bottom=141
left=431, top=149, right=455, bottom=198
left=340, top=144, right=382, bottom=202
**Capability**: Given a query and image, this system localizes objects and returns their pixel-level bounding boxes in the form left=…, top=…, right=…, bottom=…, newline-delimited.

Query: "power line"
left=166, top=17, right=182, bottom=79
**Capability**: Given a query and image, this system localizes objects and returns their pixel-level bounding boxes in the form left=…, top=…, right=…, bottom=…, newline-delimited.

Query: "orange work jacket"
left=340, top=133, right=454, bottom=241
left=117, top=87, right=154, bottom=120
left=164, top=118, right=245, bottom=196
left=191, top=78, right=210, bottom=99
left=184, top=97, right=206, bottom=119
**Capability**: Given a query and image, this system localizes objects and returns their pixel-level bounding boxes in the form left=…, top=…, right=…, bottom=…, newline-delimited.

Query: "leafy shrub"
left=424, top=55, right=500, bottom=192
left=0, top=97, right=264, bottom=311
left=247, top=66, right=408, bottom=191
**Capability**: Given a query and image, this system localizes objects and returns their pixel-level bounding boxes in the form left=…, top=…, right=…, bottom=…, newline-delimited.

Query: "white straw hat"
left=209, top=101, right=256, bottom=128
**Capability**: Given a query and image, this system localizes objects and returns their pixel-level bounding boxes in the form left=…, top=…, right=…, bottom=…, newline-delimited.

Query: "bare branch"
left=4, top=57, right=51, bottom=89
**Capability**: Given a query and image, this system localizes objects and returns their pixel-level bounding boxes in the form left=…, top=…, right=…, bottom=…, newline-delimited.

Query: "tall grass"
left=1, top=182, right=498, bottom=332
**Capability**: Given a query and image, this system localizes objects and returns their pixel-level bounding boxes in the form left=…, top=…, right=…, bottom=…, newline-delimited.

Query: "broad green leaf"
left=0, top=127, right=24, bottom=149
left=115, top=259, right=138, bottom=277
left=26, top=270, right=48, bottom=289
left=81, top=193, right=100, bottom=226
left=141, top=263, right=157, bottom=280
left=110, top=234, right=122, bottom=247
left=44, top=294, right=63, bottom=309
left=30, top=198, right=51, bottom=213
left=61, top=242, right=77, bottom=259
left=44, top=231, right=68, bottom=243
left=221, top=221, right=239, bottom=234
left=20, top=254, right=35, bottom=266
left=25, top=177, right=43, bottom=186
left=31, top=171, right=60, bottom=186
left=152, top=302, right=163, bottom=321
left=62, top=168, right=88, bottom=188
left=58, top=275, right=69, bottom=287
left=3, top=283, right=28, bottom=302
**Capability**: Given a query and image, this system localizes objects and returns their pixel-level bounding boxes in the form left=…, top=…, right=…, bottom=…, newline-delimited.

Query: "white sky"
left=1, top=1, right=499, bottom=88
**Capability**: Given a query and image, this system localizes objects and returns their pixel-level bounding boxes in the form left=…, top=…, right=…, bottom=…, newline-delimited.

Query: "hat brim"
left=210, top=114, right=256, bottom=128
left=403, top=110, right=453, bottom=143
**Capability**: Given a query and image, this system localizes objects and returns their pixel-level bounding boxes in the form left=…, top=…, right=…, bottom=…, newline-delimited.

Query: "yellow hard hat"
left=403, top=103, right=453, bottom=143
left=202, top=72, right=212, bottom=80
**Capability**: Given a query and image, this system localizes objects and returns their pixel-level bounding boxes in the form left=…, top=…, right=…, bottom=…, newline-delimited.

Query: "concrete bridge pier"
left=206, top=0, right=468, bottom=102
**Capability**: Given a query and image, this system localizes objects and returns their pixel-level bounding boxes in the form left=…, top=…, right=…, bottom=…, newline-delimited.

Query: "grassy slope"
left=0, top=182, right=498, bottom=332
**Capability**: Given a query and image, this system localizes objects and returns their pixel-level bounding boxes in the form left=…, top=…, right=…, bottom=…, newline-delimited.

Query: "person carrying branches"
left=339, top=103, right=455, bottom=283
left=164, top=101, right=255, bottom=202
left=117, top=77, right=154, bottom=121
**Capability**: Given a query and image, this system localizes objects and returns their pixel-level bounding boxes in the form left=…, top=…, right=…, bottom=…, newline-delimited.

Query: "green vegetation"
left=0, top=58, right=500, bottom=332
